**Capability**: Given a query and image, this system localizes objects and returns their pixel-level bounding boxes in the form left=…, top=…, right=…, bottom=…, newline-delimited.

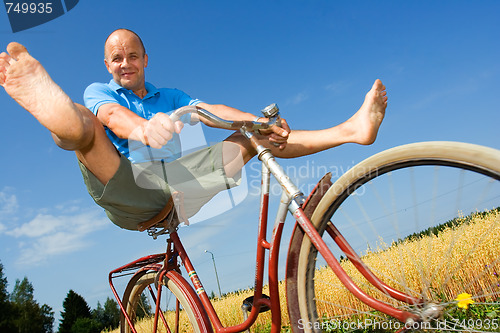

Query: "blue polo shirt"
left=84, top=80, right=202, bottom=163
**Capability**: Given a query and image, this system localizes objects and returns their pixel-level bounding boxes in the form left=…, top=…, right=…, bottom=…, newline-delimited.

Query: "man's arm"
left=195, top=102, right=290, bottom=148
left=194, top=102, right=257, bottom=126
left=97, top=103, right=183, bottom=149
left=97, top=101, right=289, bottom=150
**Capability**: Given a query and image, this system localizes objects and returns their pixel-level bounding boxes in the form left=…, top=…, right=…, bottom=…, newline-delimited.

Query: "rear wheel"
left=288, top=142, right=500, bottom=332
left=121, top=269, right=212, bottom=333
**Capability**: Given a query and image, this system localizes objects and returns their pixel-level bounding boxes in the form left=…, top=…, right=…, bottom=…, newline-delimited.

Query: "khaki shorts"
left=79, top=142, right=241, bottom=230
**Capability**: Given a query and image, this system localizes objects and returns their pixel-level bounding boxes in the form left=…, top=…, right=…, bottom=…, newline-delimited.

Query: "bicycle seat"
left=137, top=196, right=175, bottom=232
left=137, top=191, right=189, bottom=233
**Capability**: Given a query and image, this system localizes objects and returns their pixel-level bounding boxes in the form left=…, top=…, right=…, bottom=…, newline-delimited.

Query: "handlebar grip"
left=169, top=105, right=198, bottom=122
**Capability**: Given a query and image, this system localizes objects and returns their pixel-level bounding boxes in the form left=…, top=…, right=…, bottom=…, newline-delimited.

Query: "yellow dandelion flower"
left=455, top=293, right=474, bottom=309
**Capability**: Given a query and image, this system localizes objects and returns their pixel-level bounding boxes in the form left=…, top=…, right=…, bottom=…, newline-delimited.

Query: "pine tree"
left=102, top=297, right=120, bottom=329
left=10, top=277, right=54, bottom=333
left=40, top=304, right=55, bottom=333
left=70, top=317, right=101, bottom=333
left=92, top=297, right=120, bottom=331
left=91, top=301, right=104, bottom=328
left=58, top=290, right=91, bottom=333
left=0, top=262, right=8, bottom=305
left=0, top=262, right=16, bottom=333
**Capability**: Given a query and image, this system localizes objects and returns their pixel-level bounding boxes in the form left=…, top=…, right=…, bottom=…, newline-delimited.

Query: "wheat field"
left=313, top=209, right=500, bottom=322
left=109, top=209, right=500, bottom=332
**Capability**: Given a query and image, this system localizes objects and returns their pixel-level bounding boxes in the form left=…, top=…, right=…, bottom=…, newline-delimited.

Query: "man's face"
left=104, top=31, right=148, bottom=94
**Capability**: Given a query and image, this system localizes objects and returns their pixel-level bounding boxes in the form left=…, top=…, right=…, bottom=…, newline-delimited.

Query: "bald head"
left=104, top=29, right=146, bottom=59
left=103, top=29, right=149, bottom=96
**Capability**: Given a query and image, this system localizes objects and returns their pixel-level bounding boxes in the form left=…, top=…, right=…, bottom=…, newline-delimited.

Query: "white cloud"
left=325, top=80, right=353, bottom=95
left=6, top=208, right=109, bottom=266
left=19, top=232, right=86, bottom=260
left=287, top=91, right=309, bottom=105
left=0, top=189, right=19, bottom=218
left=7, top=213, right=65, bottom=238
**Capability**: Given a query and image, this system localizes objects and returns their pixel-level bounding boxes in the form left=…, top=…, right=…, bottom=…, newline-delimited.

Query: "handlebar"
left=169, top=105, right=280, bottom=133
left=170, top=104, right=303, bottom=202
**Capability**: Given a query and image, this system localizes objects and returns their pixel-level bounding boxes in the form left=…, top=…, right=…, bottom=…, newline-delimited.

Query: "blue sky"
left=0, top=0, right=499, bottom=326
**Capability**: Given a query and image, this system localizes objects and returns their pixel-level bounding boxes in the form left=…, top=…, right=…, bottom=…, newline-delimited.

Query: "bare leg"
left=0, top=42, right=119, bottom=184
left=223, top=79, right=388, bottom=177
left=272, top=79, right=388, bottom=158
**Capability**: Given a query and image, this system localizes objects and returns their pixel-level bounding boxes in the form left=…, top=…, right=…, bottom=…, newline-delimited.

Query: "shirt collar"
left=108, top=79, right=160, bottom=100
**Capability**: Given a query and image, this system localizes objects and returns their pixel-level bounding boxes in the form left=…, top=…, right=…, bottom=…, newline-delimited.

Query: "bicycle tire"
left=120, top=269, right=212, bottom=333
left=287, top=142, right=500, bottom=332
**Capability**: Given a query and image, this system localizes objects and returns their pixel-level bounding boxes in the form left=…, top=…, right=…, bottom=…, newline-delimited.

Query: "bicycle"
left=108, top=105, right=500, bottom=333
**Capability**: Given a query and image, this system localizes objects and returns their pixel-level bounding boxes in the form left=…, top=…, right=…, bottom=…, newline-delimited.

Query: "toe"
left=373, top=79, right=386, bottom=92
left=7, top=42, right=29, bottom=61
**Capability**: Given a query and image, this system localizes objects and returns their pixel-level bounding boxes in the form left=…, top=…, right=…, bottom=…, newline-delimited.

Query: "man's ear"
left=144, top=54, right=148, bottom=68
left=104, top=59, right=112, bottom=74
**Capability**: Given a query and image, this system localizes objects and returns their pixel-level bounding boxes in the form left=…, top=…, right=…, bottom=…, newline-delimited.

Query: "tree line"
left=0, top=260, right=149, bottom=333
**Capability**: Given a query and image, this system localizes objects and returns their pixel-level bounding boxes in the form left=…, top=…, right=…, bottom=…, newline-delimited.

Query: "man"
left=0, top=31, right=387, bottom=230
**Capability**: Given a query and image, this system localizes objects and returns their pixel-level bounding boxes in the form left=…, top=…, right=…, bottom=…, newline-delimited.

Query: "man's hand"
left=258, top=117, right=290, bottom=150
left=133, top=112, right=184, bottom=149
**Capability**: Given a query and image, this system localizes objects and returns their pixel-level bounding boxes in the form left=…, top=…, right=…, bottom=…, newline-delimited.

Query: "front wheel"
left=287, top=142, right=500, bottom=332
left=120, top=268, right=212, bottom=333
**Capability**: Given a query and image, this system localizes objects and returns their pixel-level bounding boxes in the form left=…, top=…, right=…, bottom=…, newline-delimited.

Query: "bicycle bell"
left=261, top=103, right=280, bottom=118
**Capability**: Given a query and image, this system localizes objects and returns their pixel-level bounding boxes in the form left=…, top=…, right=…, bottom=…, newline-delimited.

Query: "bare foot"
left=345, top=79, right=388, bottom=145
left=0, top=42, right=90, bottom=144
